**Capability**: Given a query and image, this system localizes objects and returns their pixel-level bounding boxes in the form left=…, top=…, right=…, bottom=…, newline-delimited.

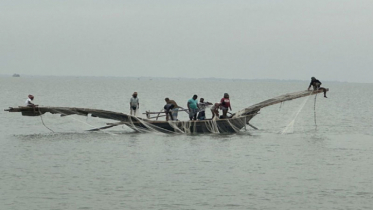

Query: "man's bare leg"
left=222, top=110, right=227, bottom=118
left=320, top=87, right=327, bottom=98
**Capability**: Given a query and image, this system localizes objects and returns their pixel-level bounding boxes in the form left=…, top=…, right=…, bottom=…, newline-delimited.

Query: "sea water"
left=1, top=76, right=372, bottom=210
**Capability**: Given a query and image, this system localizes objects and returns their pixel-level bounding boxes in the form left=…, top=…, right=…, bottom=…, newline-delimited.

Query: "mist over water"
left=1, top=76, right=372, bottom=210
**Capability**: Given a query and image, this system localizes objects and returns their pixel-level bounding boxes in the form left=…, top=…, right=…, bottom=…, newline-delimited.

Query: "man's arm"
left=27, top=100, right=37, bottom=107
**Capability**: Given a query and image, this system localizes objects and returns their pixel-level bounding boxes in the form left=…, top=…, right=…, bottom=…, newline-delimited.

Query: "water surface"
left=1, top=76, right=372, bottom=210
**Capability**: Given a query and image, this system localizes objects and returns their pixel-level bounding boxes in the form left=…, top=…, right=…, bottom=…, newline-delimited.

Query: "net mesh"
left=123, top=114, right=248, bottom=134
left=21, top=106, right=250, bottom=134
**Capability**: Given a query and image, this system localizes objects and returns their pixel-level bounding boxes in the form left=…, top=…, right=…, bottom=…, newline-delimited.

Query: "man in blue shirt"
left=187, top=95, right=198, bottom=120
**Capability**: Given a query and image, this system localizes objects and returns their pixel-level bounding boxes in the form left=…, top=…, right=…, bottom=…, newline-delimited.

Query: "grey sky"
left=1, top=0, right=372, bottom=82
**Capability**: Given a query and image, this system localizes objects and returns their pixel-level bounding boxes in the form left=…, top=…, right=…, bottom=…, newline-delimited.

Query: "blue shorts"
left=197, top=111, right=206, bottom=120
left=189, top=108, right=198, bottom=118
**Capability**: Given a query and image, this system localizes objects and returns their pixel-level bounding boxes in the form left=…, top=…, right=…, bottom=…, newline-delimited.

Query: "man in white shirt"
left=25, top=94, right=37, bottom=112
left=130, top=92, right=139, bottom=116
left=197, top=98, right=212, bottom=120
left=25, top=95, right=35, bottom=106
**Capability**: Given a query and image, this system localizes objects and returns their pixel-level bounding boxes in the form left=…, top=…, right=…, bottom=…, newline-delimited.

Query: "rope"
left=279, top=102, right=283, bottom=111
left=281, top=92, right=312, bottom=134
left=314, top=93, right=318, bottom=127
left=38, top=109, right=55, bottom=133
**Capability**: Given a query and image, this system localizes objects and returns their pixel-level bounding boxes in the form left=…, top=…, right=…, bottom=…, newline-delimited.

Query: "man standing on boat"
left=130, top=92, right=139, bottom=116
left=220, top=93, right=232, bottom=118
left=308, top=77, right=328, bottom=98
left=197, top=98, right=212, bottom=120
left=210, top=102, right=221, bottom=119
left=187, top=95, right=199, bottom=120
left=164, top=98, right=179, bottom=121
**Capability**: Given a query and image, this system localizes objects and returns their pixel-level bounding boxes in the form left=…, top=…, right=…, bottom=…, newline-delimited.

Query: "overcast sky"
left=1, top=0, right=372, bottom=82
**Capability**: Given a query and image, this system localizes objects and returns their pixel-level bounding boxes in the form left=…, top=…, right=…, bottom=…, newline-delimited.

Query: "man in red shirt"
left=220, top=93, right=232, bottom=118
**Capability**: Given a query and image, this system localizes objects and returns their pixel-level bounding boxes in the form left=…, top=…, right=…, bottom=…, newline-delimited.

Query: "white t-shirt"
left=198, top=102, right=210, bottom=112
left=130, top=97, right=139, bottom=107
left=25, top=98, right=33, bottom=106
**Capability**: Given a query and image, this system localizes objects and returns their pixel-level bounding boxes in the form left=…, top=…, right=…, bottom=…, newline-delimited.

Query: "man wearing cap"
left=130, top=92, right=140, bottom=116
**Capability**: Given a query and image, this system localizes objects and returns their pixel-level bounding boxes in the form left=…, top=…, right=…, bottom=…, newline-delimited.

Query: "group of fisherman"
left=129, top=91, right=232, bottom=121
left=24, top=77, right=327, bottom=120
left=162, top=93, right=232, bottom=121
left=127, top=76, right=327, bottom=121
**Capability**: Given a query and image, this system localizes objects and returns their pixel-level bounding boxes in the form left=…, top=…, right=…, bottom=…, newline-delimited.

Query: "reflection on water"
left=1, top=76, right=373, bottom=210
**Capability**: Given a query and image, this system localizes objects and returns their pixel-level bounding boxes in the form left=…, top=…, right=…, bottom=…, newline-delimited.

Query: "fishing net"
left=39, top=107, right=118, bottom=135
left=122, top=113, right=248, bottom=134
left=127, top=115, right=176, bottom=134
left=281, top=94, right=311, bottom=134
left=39, top=105, right=249, bottom=134
left=204, top=117, right=220, bottom=134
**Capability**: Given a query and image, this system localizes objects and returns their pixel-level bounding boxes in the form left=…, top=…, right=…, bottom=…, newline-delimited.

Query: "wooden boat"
left=4, top=89, right=328, bottom=134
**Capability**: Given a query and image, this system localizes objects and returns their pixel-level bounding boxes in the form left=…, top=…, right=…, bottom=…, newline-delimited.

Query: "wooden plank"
left=234, top=89, right=328, bottom=117
left=4, top=106, right=140, bottom=122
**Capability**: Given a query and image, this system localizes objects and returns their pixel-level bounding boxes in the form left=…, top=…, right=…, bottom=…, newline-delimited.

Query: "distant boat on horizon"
left=12, top=74, right=20, bottom=77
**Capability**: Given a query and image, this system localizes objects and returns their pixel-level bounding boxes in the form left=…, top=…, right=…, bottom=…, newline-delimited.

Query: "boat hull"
left=126, top=116, right=248, bottom=134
